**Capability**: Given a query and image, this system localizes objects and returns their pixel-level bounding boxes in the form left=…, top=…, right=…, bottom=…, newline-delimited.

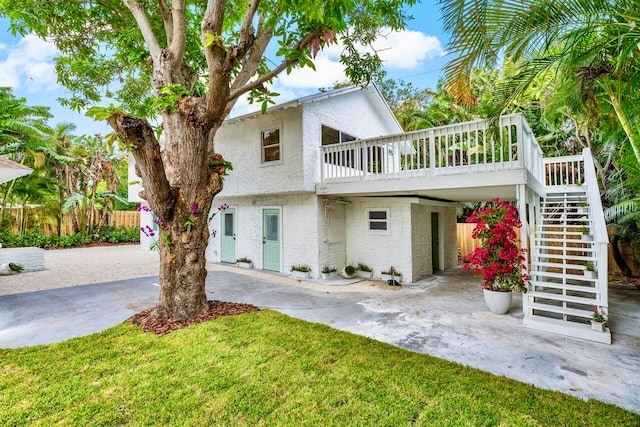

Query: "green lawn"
left=0, top=310, right=637, bottom=426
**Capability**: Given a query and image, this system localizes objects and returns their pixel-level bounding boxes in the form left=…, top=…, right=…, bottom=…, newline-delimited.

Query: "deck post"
left=362, top=140, right=368, bottom=181
left=429, top=130, right=435, bottom=171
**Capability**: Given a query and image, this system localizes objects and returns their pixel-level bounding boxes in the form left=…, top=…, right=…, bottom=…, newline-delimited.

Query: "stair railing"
left=582, top=148, right=609, bottom=308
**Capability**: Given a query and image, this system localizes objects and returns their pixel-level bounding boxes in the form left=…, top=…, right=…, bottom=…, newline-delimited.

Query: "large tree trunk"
left=108, top=103, right=224, bottom=319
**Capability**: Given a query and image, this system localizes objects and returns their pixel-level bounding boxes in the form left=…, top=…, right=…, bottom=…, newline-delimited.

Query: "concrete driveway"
left=1, top=266, right=639, bottom=414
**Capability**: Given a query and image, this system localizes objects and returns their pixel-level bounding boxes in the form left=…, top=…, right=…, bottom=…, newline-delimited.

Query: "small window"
left=262, top=128, right=280, bottom=163
left=368, top=209, right=389, bottom=233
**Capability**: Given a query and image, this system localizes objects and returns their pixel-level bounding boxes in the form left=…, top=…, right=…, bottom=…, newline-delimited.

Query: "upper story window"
left=262, top=128, right=281, bottom=164
left=322, top=125, right=356, bottom=146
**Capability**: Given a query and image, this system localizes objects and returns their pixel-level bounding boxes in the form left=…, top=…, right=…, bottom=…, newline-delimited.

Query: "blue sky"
left=0, top=2, right=450, bottom=135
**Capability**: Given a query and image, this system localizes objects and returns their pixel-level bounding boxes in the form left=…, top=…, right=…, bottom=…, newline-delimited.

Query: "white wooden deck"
left=317, top=114, right=544, bottom=201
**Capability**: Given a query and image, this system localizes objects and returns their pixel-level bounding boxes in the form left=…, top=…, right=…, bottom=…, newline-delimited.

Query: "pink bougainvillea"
left=463, top=198, right=529, bottom=292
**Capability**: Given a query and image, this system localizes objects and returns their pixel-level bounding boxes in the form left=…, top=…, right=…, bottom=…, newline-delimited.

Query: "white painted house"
left=132, top=84, right=611, bottom=344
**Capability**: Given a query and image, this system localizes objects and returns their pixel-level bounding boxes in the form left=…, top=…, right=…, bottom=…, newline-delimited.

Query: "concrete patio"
left=0, top=250, right=638, bottom=413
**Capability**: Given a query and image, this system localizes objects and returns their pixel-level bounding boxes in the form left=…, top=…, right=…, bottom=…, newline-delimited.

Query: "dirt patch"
left=127, top=300, right=259, bottom=336
left=610, top=273, right=640, bottom=289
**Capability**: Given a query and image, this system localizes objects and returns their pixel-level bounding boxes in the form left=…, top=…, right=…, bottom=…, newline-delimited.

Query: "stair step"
left=534, top=246, right=594, bottom=253
left=529, top=280, right=598, bottom=293
left=528, top=291, right=599, bottom=306
left=528, top=301, right=593, bottom=318
left=531, top=261, right=588, bottom=270
left=530, top=270, right=597, bottom=281
left=523, top=316, right=611, bottom=344
left=532, top=254, right=596, bottom=262
left=534, top=237, right=591, bottom=243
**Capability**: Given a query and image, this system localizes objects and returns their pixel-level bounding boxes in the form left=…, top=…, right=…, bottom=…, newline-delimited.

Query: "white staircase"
left=524, top=180, right=611, bottom=343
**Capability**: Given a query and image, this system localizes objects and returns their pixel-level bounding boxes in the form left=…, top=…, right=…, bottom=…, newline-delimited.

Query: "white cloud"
left=370, top=29, right=445, bottom=70
left=278, top=55, right=347, bottom=89
left=260, top=29, right=444, bottom=91
left=0, top=34, right=59, bottom=92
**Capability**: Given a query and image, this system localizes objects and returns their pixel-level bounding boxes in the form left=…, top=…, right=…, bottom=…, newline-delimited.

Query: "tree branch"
left=228, top=29, right=322, bottom=102
left=169, top=0, right=187, bottom=73
left=157, top=0, right=173, bottom=45
left=107, top=113, right=175, bottom=220
left=239, top=0, right=261, bottom=47
left=124, top=0, right=162, bottom=63
left=229, top=14, right=272, bottom=95
left=202, top=0, right=231, bottom=118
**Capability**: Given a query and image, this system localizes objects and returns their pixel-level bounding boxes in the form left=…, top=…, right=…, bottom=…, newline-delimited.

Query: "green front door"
left=262, top=209, right=280, bottom=271
left=220, top=207, right=236, bottom=263
left=431, top=212, right=440, bottom=271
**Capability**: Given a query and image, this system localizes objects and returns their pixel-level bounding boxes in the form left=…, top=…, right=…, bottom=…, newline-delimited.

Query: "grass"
left=0, top=310, right=638, bottom=426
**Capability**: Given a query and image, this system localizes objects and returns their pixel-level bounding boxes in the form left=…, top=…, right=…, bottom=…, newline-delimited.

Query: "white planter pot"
left=320, top=271, right=337, bottom=280
left=341, top=269, right=357, bottom=279
left=483, top=289, right=513, bottom=315
left=291, top=270, right=310, bottom=279
left=584, top=270, right=597, bottom=279
left=236, top=262, right=252, bottom=269
left=577, top=206, right=589, bottom=215
left=581, top=234, right=593, bottom=241
left=590, top=320, right=606, bottom=332
left=357, top=270, right=373, bottom=279
left=381, top=273, right=402, bottom=282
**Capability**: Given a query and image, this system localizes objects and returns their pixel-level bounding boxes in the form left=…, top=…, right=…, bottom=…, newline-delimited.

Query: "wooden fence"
left=3, top=208, right=139, bottom=236
left=458, top=223, right=524, bottom=260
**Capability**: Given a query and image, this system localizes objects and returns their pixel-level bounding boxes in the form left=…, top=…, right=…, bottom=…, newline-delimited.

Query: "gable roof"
left=225, top=83, right=401, bottom=130
left=0, top=157, right=33, bottom=184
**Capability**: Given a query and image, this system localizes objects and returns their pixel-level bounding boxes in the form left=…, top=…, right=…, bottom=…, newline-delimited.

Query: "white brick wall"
left=410, top=203, right=458, bottom=281
left=215, top=107, right=306, bottom=196
left=0, top=247, right=45, bottom=272
left=206, top=193, right=320, bottom=276
left=345, top=198, right=414, bottom=281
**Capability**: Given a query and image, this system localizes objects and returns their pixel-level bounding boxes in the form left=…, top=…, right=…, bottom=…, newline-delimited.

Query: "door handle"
left=263, top=237, right=266, bottom=244
left=233, top=234, right=236, bottom=240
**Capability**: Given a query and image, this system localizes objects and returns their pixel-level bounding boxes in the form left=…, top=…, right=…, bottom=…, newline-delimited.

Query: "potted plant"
left=341, top=263, right=357, bottom=279
left=591, top=306, right=607, bottom=332
left=320, top=265, right=337, bottom=280
left=577, top=198, right=589, bottom=215
left=236, top=257, right=253, bottom=269
left=290, top=264, right=311, bottom=279
left=464, top=198, right=529, bottom=315
left=581, top=226, right=592, bottom=241
left=356, top=262, right=373, bottom=279
left=583, top=262, right=597, bottom=279
left=381, top=267, right=402, bottom=282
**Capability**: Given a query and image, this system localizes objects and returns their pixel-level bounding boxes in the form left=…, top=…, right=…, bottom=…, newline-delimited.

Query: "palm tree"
left=0, top=88, right=52, bottom=221
left=440, top=0, right=640, bottom=163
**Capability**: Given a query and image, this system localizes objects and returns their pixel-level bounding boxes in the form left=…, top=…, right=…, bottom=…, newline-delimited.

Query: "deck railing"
left=543, top=155, right=585, bottom=186
left=320, top=114, right=544, bottom=184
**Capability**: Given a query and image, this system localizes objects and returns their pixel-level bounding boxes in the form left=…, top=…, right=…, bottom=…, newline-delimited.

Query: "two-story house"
left=205, top=85, right=459, bottom=283
left=132, top=84, right=611, bottom=344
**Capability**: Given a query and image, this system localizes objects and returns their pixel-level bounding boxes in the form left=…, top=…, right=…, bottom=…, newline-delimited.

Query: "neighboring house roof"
left=225, top=83, right=402, bottom=131
left=0, top=157, right=33, bottom=185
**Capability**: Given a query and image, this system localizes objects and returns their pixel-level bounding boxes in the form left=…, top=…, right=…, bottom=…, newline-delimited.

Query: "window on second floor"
left=321, top=125, right=356, bottom=146
left=261, top=128, right=281, bottom=164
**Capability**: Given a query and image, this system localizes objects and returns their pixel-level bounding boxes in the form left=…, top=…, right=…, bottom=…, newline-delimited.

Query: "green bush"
left=0, top=226, right=139, bottom=249
left=101, top=226, right=140, bottom=243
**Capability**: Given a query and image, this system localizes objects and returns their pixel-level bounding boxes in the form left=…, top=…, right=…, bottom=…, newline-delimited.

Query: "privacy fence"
left=457, top=223, right=625, bottom=275
left=3, top=209, right=139, bottom=236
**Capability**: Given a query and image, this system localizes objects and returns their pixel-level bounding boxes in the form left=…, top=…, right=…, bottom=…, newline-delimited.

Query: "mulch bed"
left=127, top=300, right=260, bottom=336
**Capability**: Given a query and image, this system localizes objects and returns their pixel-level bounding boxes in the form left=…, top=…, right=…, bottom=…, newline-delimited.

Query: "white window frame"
left=367, top=208, right=390, bottom=235
left=260, top=126, right=282, bottom=166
